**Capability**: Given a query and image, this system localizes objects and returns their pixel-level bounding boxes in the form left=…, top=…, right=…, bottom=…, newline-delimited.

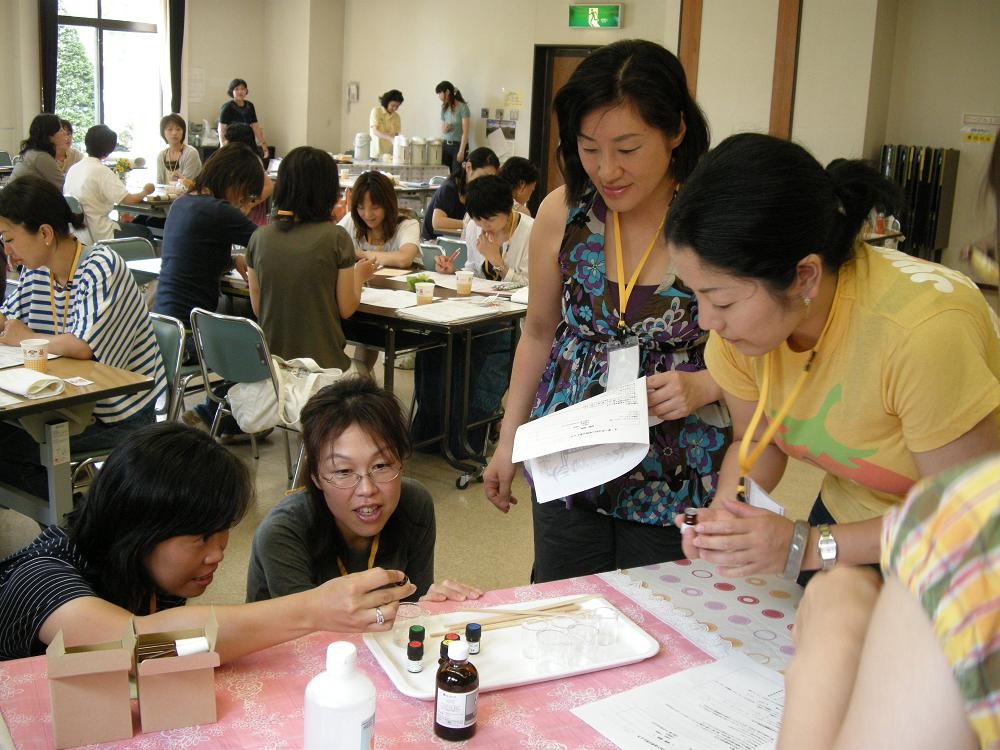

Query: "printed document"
left=572, top=653, right=784, bottom=750
left=512, top=378, right=649, bottom=503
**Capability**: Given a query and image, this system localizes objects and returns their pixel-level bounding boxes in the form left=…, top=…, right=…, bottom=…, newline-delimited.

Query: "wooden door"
left=529, top=46, right=596, bottom=204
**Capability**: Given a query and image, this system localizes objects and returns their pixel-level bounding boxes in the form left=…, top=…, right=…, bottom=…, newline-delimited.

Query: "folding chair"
left=189, top=308, right=303, bottom=486
left=150, top=312, right=205, bottom=422
left=437, top=237, right=468, bottom=270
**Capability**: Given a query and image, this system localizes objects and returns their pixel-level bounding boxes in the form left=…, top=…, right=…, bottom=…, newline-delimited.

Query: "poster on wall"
left=486, top=119, right=517, bottom=160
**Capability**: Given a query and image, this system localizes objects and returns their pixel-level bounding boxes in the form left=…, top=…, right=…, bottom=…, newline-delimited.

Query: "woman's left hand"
left=0, top=318, right=33, bottom=346
left=419, top=579, right=484, bottom=603
left=646, top=370, right=716, bottom=421
left=685, top=499, right=795, bottom=577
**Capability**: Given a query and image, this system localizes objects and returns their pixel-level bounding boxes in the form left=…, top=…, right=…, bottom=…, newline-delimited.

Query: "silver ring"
left=374, top=607, right=385, bottom=626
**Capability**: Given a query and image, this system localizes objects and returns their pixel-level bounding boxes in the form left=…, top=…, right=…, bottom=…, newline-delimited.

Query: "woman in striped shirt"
left=0, top=176, right=164, bottom=497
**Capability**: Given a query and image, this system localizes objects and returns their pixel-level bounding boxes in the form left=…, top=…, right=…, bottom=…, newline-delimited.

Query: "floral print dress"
left=528, top=191, right=730, bottom=524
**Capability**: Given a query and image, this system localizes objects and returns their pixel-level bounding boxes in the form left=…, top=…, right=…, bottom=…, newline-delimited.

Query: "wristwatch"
left=817, top=524, right=838, bottom=571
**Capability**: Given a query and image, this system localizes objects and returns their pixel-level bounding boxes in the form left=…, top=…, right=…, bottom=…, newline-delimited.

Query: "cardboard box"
left=134, top=612, right=220, bottom=733
left=47, top=629, right=136, bottom=749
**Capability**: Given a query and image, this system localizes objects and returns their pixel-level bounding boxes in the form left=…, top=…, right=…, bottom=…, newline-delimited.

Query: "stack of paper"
left=360, top=287, right=420, bottom=309
left=0, top=368, right=65, bottom=400
left=512, top=378, right=650, bottom=502
left=397, top=299, right=524, bottom=324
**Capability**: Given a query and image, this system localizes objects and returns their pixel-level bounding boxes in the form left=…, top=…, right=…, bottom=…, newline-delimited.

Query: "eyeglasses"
left=319, top=463, right=401, bottom=489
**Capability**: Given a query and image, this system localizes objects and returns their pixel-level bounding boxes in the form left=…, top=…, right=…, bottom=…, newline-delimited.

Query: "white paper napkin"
left=0, top=368, right=65, bottom=399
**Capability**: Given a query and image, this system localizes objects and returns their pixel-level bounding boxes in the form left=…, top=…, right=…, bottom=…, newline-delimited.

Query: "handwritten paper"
left=360, top=287, right=420, bottom=309
left=512, top=378, right=650, bottom=503
left=572, top=652, right=784, bottom=750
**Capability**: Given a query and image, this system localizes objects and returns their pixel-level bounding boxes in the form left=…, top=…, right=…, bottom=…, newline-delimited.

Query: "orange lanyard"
left=611, top=210, right=666, bottom=329
left=48, top=241, right=83, bottom=334
left=737, top=278, right=840, bottom=497
left=148, top=593, right=157, bottom=614
left=336, top=533, right=380, bottom=577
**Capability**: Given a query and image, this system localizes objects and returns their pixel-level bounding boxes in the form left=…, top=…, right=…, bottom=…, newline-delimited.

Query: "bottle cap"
left=440, top=638, right=456, bottom=659
left=447, top=640, right=470, bottom=662
left=407, top=641, right=424, bottom=660
left=325, top=641, right=357, bottom=675
left=409, top=624, right=426, bottom=643
left=465, top=623, right=481, bottom=642
left=445, top=632, right=461, bottom=641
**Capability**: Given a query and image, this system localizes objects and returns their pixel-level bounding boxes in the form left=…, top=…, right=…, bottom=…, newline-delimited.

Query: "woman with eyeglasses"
left=246, top=377, right=482, bottom=603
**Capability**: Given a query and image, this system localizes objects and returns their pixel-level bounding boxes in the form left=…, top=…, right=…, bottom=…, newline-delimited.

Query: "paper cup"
left=21, top=338, right=50, bottom=372
left=415, top=282, right=435, bottom=305
left=455, top=270, right=473, bottom=296
left=339, top=168, right=350, bottom=181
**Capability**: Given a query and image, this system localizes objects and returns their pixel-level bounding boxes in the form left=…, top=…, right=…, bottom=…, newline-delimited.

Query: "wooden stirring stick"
left=429, top=595, right=599, bottom=638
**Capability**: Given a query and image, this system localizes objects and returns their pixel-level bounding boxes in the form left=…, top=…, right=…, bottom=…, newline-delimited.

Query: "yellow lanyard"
left=336, top=533, right=380, bottom=577
left=611, top=210, right=667, bottom=329
left=737, top=278, right=841, bottom=498
left=48, top=241, right=83, bottom=334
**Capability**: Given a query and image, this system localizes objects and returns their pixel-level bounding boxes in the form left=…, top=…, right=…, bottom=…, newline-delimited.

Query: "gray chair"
left=64, top=195, right=83, bottom=214
left=189, top=307, right=303, bottom=486
left=100, top=236, right=157, bottom=285
left=150, top=312, right=204, bottom=422
left=419, top=242, right=441, bottom=270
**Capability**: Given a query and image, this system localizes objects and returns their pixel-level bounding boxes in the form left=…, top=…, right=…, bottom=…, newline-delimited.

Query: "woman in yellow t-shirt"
left=664, top=133, right=1000, bottom=581
left=369, top=90, right=403, bottom=160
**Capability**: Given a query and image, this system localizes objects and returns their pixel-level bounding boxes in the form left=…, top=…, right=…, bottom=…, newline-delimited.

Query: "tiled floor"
left=0, top=359, right=824, bottom=605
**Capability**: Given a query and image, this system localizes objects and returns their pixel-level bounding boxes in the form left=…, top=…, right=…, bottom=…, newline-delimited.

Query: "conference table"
left=0, top=559, right=802, bottom=748
left=124, top=259, right=526, bottom=484
left=0, top=358, right=154, bottom=525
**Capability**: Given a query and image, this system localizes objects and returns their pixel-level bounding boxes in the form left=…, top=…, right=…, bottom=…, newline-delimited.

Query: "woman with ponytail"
left=246, top=146, right=375, bottom=372
left=483, top=39, right=730, bottom=582
left=664, top=132, right=1000, bottom=581
left=435, top=80, right=470, bottom=169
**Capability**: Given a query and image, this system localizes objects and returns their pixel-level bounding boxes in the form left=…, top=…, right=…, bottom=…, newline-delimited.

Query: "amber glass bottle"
left=434, top=640, right=479, bottom=741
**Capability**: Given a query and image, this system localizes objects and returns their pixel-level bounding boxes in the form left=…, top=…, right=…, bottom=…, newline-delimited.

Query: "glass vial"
left=434, top=640, right=479, bottom=741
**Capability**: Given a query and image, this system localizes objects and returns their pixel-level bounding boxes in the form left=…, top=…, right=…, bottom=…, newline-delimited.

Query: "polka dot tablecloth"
left=604, top=560, right=802, bottom=671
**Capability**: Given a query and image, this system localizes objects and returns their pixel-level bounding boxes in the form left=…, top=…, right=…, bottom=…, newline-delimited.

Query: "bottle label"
left=361, top=712, right=374, bottom=749
left=435, top=688, right=478, bottom=728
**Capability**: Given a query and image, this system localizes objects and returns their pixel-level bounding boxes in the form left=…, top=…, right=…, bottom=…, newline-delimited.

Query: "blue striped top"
left=1, top=245, right=164, bottom=422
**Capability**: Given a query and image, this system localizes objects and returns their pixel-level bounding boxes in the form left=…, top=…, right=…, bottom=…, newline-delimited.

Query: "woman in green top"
left=436, top=80, right=470, bottom=170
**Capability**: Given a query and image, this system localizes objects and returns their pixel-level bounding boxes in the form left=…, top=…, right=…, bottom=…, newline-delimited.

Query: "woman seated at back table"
left=220, top=123, right=273, bottom=227
left=63, top=124, right=154, bottom=243
left=421, top=147, right=500, bottom=240
left=156, top=113, right=202, bottom=187
left=55, top=119, right=83, bottom=175
left=338, top=171, right=420, bottom=268
left=246, top=378, right=482, bottom=603
left=413, top=175, right=533, bottom=462
left=0, top=422, right=415, bottom=661
left=246, top=146, right=375, bottom=375
left=497, top=156, right=539, bottom=217
left=436, top=174, right=533, bottom=284
left=10, top=114, right=65, bottom=190
left=0, top=176, right=164, bottom=499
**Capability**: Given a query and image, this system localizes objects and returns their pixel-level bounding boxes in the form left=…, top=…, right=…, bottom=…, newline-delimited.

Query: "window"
left=55, top=0, right=163, bottom=160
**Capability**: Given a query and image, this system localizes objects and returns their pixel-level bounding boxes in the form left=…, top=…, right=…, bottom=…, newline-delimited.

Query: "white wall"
left=338, top=0, right=679, bottom=159
left=0, top=0, right=42, bottom=155
left=697, top=0, right=779, bottom=143
left=793, top=0, right=882, bottom=164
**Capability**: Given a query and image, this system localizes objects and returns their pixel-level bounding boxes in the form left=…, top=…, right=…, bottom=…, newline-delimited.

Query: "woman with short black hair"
left=421, top=146, right=499, bottom=240
left=219, top=77, right=268, bottom=158
left=156, top=113, right=201, bottom=185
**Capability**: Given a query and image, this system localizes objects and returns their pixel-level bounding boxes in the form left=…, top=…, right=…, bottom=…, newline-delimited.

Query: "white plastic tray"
left=363, top=594, right=659, bottom=701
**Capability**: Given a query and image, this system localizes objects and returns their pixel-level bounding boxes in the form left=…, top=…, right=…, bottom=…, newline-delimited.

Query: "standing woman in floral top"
left=483, top=39, right=730, bottom=582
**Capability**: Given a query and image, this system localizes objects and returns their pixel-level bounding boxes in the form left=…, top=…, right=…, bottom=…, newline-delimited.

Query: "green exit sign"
left=568, top=4, right=623, bottom=28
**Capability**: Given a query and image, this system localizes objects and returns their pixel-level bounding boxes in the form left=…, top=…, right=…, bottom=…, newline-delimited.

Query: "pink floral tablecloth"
left=0, top=566, right=800, bottom=749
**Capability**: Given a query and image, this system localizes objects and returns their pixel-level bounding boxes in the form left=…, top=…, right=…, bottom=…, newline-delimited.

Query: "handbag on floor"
left=228, top=356, right=344, bottom=433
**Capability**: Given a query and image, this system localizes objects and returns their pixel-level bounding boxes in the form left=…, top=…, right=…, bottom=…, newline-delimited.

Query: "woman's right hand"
left=311, top=567, right=416, bottom=633
left=483, top=440, right=519, bottom=513
left=434, top=255, right=455, bottom=274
